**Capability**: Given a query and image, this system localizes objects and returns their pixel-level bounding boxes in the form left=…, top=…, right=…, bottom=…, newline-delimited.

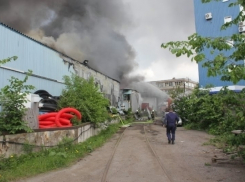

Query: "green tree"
left=161, top=0, right=245, bottom=84
left=58, top=74, right=110, bottom=124
left=0, top=57, right=35, bottom=134
left=173, top=86, right=245, bottom=134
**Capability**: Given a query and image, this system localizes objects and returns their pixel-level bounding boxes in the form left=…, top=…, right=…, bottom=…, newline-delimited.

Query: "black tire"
left=40, top=98, right=57, bottom=105
left=39, top=103, right=57, bottom=111
left=34, top=90, right=52, bottom=98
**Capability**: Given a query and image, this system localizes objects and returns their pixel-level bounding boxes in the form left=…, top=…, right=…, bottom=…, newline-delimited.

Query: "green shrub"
left=174, top=87, right=245, bottom=134
left=22, top=142, right=35, bottom=154
left=111, top=107, right=118, bottom=114
left=58, top=74, right=110, bottom=124
left=0, top=57, right=34, bottom=134
left=174, top=86, right=245, bottom=159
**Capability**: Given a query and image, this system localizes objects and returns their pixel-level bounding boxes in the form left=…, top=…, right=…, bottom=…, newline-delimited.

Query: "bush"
left=58, top=74, right=110, bottom=124
left=0, top=57, right=34, bottom=134
left=174, top=86, right=245, bottom=158
left=174, top=87, right=245, bottom=134
left=111, top=107, right=118, bottom=114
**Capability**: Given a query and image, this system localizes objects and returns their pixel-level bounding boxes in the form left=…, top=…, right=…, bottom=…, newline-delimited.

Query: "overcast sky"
left=122, top=0, right=198, bottom=82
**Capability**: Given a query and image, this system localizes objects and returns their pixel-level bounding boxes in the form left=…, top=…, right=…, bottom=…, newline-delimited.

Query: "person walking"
left=165, top=108, right=179, bottom=144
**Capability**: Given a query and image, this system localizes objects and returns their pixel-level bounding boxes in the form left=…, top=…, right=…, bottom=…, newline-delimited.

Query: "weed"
left=86, top=145, right=93, bottom=153
left=57, top=137, right=74, bottom=150
left=184, top=123, right=202, bottom=130
left=230, top=154, right=238, bottom=160
left=238, top=149, right=245, bottom=160
left=22, top=142, right=34, bottom=154
left=205, top=162, right=211, bottom=166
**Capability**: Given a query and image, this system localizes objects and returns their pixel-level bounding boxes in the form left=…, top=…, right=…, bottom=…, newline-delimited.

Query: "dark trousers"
left=166, top=125, right=176, bottom=141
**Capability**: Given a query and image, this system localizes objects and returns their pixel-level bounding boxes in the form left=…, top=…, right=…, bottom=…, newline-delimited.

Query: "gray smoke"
left=127, top=82, right=168, bottom=100
left=0, top=0, right=144, bottom=83
left=126, top=82, right=169, bottom=108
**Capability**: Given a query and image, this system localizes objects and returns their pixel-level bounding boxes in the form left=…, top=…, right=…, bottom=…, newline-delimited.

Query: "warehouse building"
left=0, top=22, right=120, bottom=105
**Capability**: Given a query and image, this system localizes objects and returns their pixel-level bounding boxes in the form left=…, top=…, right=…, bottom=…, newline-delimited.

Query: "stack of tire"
left=34, top=90, right=59, bottom=113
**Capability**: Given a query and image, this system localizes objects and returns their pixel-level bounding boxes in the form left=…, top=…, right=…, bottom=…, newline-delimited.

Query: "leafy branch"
left=0, top=56, right=18, bottom=66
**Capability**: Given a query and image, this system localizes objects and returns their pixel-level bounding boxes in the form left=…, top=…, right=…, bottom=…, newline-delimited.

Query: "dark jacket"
left=166, top=112, right=179, bottom=127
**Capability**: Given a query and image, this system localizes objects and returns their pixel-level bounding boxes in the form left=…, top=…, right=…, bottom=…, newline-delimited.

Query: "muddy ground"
left=18, top=122, right=245, bottom=182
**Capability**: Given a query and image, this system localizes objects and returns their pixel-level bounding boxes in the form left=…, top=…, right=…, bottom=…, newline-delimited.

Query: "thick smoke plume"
left=126, top=81, right=169, bottom=108
left=0, top=0, right=144, bottom=83
left=127, top=82, right=168, bottom=100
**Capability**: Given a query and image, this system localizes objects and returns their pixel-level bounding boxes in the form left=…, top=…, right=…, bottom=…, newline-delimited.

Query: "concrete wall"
left=0, top=119, right=118, bottom=158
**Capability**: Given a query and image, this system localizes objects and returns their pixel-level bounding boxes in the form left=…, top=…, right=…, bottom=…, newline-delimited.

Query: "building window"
left=169, top=82, right=173, bottom=86
left=175, top=82, right=181, bottom=86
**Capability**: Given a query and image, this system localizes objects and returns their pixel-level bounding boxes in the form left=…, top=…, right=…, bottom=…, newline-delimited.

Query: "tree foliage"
left=161, top=0, right=245, bottom=84
left=168, top=86, right=185, bottom=99
left=172, top=84, right=245, bottom=156
left=58, top=74, right=110, bottom=124
left=0, top=57, right=35, bottom=134
left=173, top=87, right=245, bottom=135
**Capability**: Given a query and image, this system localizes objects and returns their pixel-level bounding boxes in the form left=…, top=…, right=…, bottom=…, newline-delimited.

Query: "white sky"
left=122, top=0, right=198, bottom=82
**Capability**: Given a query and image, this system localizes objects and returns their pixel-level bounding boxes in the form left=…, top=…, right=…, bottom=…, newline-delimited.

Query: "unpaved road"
left=18, top=123, right=245, bottom=182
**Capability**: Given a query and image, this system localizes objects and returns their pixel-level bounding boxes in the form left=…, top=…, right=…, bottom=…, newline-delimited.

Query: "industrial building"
left=149, top=77, right=198, bottom=94
left=0, top=22, right=120, bottom=106
left=193, top=0, right=245, bottom=91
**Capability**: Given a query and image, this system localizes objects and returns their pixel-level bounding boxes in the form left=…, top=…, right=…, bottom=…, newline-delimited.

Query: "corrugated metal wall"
left=0, top=24, right=74, bottom=96
left=0, top=23, right=120, bottom=104
left=193, top=0, right=245, bottom=87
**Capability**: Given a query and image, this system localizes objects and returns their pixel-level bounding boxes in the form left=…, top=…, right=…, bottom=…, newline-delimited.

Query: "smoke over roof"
left=127, top=82, right=169, bottom=100
left=125, top=81, right=169, bottom=108
left=0, top=0, right=144, bottom=83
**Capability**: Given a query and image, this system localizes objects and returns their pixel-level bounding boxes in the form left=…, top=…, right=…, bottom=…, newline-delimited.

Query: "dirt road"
left=19, top=123, right=245, bottom=182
